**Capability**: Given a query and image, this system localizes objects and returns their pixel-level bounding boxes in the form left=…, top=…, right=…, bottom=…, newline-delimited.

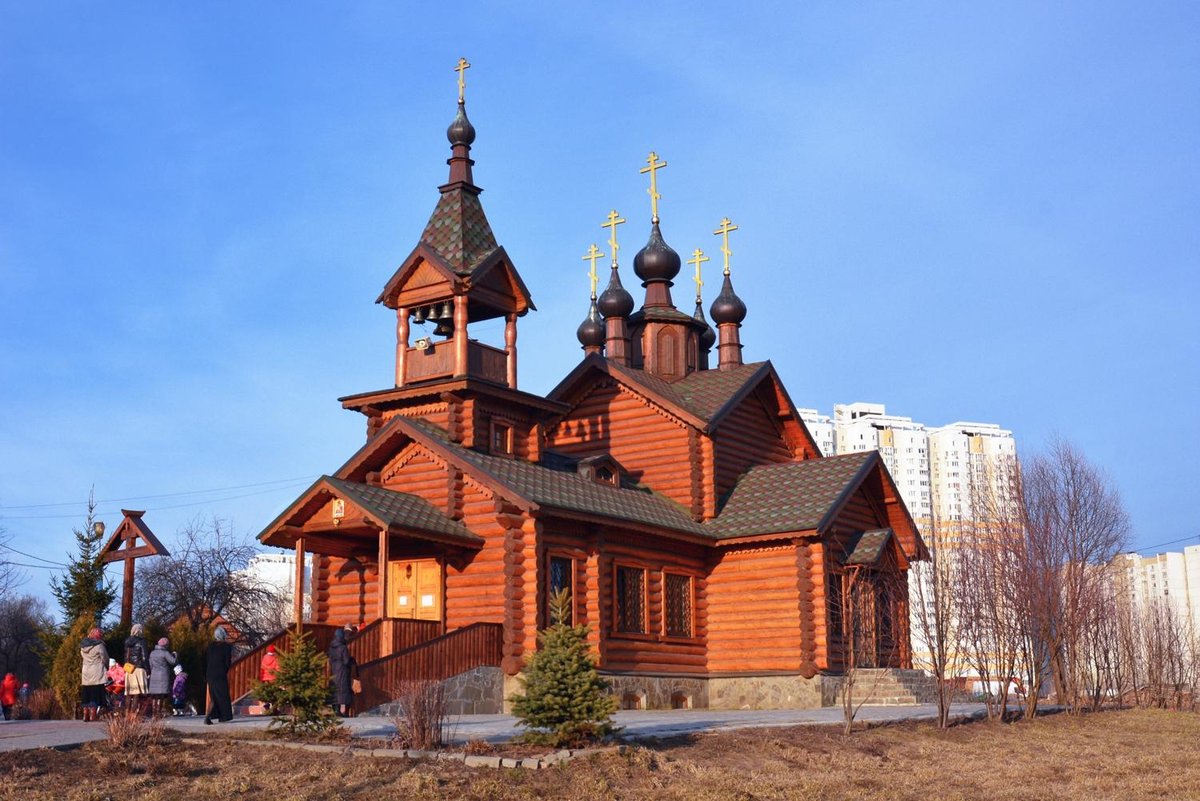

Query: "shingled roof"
left=419, top=189, right=499, bottom=275
left=844, top=528, right=893, bottom=565
left=323, top=476, right=482, bottom=546
left=709, top=452, right=877, bottom=539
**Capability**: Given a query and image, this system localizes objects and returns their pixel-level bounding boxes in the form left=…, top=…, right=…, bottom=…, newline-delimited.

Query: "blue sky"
left=2, top=2, right=1197, bottom=615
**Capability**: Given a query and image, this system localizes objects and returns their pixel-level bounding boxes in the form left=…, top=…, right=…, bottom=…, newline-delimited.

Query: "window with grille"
left=664, top=573, right=693, bottom=637
left=548, top=556, right=573, bottom=625
left=615, top=565, right=646, bottom=634
left=828, top=571, right=844, bottom=638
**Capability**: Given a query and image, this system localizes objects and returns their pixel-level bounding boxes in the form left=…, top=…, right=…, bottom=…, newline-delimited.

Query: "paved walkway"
left=0, top=703, right=985, bottom=753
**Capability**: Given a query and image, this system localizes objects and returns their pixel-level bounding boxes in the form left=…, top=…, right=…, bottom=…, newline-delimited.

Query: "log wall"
left=546, top=380, right=695, bottom=509
left=711, top=394, right=796, bottom=501
left=706, top=543, right=803, bottom=672
left=313, top=554, right=379, bottom=627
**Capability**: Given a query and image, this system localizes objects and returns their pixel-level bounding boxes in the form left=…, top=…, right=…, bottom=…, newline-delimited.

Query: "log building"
left=253, top=72, right=926, bottom=711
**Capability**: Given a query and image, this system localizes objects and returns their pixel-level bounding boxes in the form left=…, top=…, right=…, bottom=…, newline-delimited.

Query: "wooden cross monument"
left=99, top=509, right=169, bottom=628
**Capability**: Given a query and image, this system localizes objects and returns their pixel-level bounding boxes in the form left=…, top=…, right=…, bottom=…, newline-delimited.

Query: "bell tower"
left=376, top=58, right=535, bottom=391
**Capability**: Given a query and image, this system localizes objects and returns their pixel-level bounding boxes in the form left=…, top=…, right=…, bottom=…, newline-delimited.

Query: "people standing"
left=0, top=673, right=17, bottom=721
left=171, top=665, right=189, bottom=716
left=105, top=658, right=126, bottom=711
left=327, top=628, right=356, bottom=717
left=123, top=623, right=151, bottom=714
left=258, top=644, right=280, bottom=713
left=204, top=626, right=233, bottom=725
left=147, top=637, right=177, bottom=716
left=80, top=627, right=109, bottom=722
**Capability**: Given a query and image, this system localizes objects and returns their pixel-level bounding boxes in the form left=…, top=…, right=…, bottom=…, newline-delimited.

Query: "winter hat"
left=131, top=623, right=144, bottom=636
left=174, top=665, right=183, bottom=675
left=266, top=645, right=276, bottom=654
left=214, top=626, right=227, bottom=642
left=88, top=627, right=102, bottom=639
left=109, top=658, right=117, bottom=667
left=157, top=637, right=169, bottom=647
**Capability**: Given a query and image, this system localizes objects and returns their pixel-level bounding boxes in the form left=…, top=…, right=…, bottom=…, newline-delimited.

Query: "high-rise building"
left=1110, top=545, right=1200, bottom=627
left=833, top=403, right=933, bottom=528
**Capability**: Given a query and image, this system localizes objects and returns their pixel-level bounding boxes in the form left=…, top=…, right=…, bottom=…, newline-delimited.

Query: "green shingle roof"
left=709, top=452, right=876, bottom=539
left=419, top=189, right=498, bottom=275
left=322, top=476, right=482, bottom=546
left=608, top=361, right=768, bottom=423
left=844, top=528, right=893, bottom=565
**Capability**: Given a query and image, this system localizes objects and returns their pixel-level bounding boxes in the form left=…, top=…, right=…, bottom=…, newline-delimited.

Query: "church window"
left=547, top=555, right=574, bottom=625
left=664, top=573, right=693, bottom=638
left=490, top=421, right=513, bottom=456
left=615, top=565, right=646, bottom=634
left=827, top=570, right=844, bottom=638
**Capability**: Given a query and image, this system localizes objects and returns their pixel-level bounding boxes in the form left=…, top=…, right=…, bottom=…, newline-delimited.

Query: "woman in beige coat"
left=80, top=627, right=109, bottom=722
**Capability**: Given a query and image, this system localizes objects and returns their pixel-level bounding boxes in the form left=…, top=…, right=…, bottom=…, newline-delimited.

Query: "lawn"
left=0, top=708, right=1196, bottom=801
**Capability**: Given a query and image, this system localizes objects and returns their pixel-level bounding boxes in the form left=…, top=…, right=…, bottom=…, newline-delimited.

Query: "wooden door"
left=387, top=558, right=442, bottom=621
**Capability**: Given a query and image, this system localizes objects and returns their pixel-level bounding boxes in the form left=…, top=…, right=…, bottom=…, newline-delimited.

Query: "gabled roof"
left=710, top=452, right=876, bottom=540
left=843, top=528, right=893, bottom=565
left=256, top=474, right=482, bottom=549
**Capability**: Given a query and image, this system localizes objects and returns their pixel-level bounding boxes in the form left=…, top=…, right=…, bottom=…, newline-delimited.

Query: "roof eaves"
left=814, top=452, right=881, bottom=535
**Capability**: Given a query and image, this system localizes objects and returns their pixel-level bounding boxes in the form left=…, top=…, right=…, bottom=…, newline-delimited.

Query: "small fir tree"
left=49, top=614, right=96, bottom=718
left=50, top=492, right=117, bottom=625
left=510, top=589, right=618, bottom=747
left=253, top=629, right=340, bottom=736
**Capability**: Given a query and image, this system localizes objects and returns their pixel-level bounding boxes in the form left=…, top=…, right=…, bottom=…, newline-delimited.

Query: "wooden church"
left=253, top=66, right=926, bottom=711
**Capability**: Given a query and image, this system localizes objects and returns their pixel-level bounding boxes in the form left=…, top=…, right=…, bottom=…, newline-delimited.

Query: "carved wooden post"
left=98, top=510, right=168, bottom=630
left=453, top=294, right=469, bottom=377
left=293, top=537, right=306, bottom=628
left=377, top=528, right=388, bottom=623
left=504, top=312, right=518, bottom=388
left=396, top=307, right=409, bottom=388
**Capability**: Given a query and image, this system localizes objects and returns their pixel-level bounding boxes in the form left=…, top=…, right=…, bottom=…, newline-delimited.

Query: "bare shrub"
left=389, top=679, right=449, bottom=750
left=106, top=707, right=165, bottom=749
left=24, top=688, right=63, bottom=720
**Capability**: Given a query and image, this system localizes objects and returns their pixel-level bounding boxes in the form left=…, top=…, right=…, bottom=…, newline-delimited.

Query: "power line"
left=1133, top=532, right=1200, bottom=554
left=0, top=543, right=67, bottom=567
left=0, top=480, right=315, bottom=521
left=0, top=475, right=319, bottom=511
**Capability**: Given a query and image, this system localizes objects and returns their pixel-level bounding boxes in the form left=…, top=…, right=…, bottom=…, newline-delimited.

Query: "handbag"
left=123, top=662, right=135, bottom=674
left=351, top=678, right=362, bottom=694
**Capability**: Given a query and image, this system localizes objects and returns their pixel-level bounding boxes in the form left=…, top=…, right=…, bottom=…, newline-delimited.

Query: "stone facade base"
left=602, top=672, right=841, bottom=710
left=368, top=666, right=505, bottom=717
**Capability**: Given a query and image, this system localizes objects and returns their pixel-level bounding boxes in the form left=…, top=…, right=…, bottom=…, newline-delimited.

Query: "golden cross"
left=688, top=248, right=710, bottom=300
left=713, top=216, right=739, bottom=275
left=600, top=209, right=626, bottom=266
left=454, top=57, right=471, bottom=103
left=639, top=151, right=667, bottom=222
left=582, top=243, right=605, bottom=297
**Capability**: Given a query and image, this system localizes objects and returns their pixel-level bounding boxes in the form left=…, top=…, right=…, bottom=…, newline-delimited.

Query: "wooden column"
left=120, top=558, right=135, bottom=628
left=395, top=307, right=409, bottom=387
left=376, top=528, right=389, bottom=622
left=453, top=294, right=469, bottom=377
left=293, top=537, right=306, bottom=628
left=504, top=312, right=518, bottom=388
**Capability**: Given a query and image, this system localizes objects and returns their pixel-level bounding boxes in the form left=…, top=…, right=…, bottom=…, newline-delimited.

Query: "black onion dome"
left=710, top=274, right=747, bottom=325
left=597, top=265, right=635, bottom=318
left=576, top=299, right=605, bottom=347
left=695, top=301, right=717, bottom=350
left=447, top=102, right=476, bottom=146
left=632, top=222, right=681, bottom=283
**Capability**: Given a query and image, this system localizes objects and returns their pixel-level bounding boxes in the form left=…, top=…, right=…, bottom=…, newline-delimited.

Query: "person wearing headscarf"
left=80, top=627, right=109, bottom=722
left=147, top=637, right=177, bottom=715
left=204, top=626, right=233, bottom=724
left=123, top=623, right=151, bottom=713
left=326, top=628, right=356, bottom=717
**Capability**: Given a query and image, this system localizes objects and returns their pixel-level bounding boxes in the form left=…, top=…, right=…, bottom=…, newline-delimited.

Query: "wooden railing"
left=228, top=623, right=342, bottom=703
left=356, top=622, right=503, bottom=712
left=389, top=619, right=442, bottom=654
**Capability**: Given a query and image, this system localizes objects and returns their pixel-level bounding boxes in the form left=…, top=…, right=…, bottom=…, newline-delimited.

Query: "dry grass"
left=0, top=708, right=1197, bottom=801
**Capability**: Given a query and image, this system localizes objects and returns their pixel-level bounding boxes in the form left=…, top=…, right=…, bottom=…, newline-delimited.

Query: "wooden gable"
left=100, top=509, right=169, bottom=564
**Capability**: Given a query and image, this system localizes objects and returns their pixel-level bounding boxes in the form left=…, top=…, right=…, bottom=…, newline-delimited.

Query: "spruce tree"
left=254, top=629, right=339, bottom=736
left=49, top=492, right=116, bottom=625
left=510, top=589, right=618, bottom=746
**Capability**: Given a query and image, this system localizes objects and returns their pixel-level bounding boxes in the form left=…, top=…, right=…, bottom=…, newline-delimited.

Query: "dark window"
left=491, top=422, right=512, bottom=456
left=615, top=565, right=646, bottom=634
left=664, top=573, right=693, bottom=637
left=548, top=556, right=573, bottom=625
left=828, top=571, right=844, bottom=638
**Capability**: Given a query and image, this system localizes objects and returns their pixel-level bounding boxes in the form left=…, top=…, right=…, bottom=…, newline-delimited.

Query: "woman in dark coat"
left=203, top=626, right=233, bottom=724
left=326, top=628, right=356, bottom=716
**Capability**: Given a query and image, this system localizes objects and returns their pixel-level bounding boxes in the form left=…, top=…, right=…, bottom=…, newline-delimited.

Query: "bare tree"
left=0, top=594, right=52, bottom=682
left=134, top=516, right=285, bottom=647
left=908, top=512, right=963, bottom=728
left=837, top=554, right=909, bottom=737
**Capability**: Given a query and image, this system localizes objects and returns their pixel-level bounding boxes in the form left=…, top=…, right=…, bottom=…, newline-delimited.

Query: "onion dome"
left=632, top=222, right=681, bottom=284
left=447, top=102, right=476, bottom=146
left=695, top=301, right=717, bottom=350
left=576, top=298, right=605, bottom=348
left=597, top=265, right=635, bottom=318
left=710, top=273, right=747, bottom=325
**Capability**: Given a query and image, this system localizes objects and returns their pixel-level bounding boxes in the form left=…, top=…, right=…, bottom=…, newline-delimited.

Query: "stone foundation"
left=600, top=672, right=840, bottom=711
left=369, top=666, right=505, bottom=717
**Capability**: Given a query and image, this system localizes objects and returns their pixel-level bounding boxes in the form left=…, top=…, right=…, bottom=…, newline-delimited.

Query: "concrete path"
left=0, top=703, right=986, bottom=753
